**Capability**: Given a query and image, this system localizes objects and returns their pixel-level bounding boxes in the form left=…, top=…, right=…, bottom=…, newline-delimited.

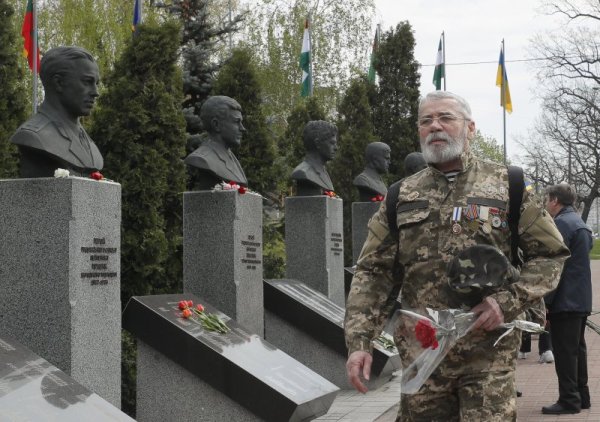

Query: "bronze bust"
left=184, top=96, right=248, bottom=190
left=404, top=152, right=427, bottom=176
left=10, top=46, right=103, bottom=178
left=353, top=142, right=391, bottom=201
left=291, top=120, right=338, bottom=196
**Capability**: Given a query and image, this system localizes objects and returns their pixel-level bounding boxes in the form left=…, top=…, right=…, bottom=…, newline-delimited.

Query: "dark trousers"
left=539, top=329, right=552, bottom=354
left=548, top=314, right=590, bottom=410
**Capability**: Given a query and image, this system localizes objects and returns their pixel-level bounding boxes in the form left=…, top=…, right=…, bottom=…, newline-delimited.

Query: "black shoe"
left=541, top=403, right=580, bottom=415
left=582, top=402, right=591, bottom=410
left=516, top=391, right=522, bottom=397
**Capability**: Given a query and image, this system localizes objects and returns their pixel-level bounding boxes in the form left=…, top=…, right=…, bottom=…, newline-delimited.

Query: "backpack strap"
left=507, top=165, right=524, bottom=267
left=386, top=180, right=402, bottom=241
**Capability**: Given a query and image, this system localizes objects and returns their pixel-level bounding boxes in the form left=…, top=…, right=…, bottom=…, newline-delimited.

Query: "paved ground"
left=317, top=261, right=600, bottom=421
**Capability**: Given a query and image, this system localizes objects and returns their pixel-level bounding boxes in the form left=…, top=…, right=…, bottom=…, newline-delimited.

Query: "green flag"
left=433, top=37, right=444, bottom=90
left=299, top=18, right=311, bottom=97
left=367, top=26, right=380, bottom=84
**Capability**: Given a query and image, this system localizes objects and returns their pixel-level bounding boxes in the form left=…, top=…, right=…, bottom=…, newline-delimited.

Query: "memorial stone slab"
left=123, top=294, right=339, bottom=422
left=285, top=196, right=344, bottom=306
left=0, top=177, right=121, bottom=407
left=183, top=189, right=263, bottom=335
left=264, top=279, right=400, bottom=389
left=351, top=201, right=381, bottom=264
left=0, top=333, right=133, bottom=421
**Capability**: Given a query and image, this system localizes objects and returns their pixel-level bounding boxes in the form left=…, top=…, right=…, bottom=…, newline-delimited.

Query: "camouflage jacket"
left=344, top=152, right=569, bottom=374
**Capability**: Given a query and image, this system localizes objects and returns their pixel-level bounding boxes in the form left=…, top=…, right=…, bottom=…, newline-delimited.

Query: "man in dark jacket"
left=542, top=183, right=593, bottom=415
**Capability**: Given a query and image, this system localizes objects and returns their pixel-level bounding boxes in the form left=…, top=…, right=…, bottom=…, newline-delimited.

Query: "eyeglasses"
left=418, top=114, right=469, bottom=127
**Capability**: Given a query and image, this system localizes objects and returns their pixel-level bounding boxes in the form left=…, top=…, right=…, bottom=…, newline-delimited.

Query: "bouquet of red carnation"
left=395, top=307, right=546, bottom=394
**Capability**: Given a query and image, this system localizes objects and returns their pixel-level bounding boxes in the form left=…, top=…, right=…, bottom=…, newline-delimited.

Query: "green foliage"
left=263, top=220, right=286, bottom=279
left=0, top=0, right=27, bottom=178
left=120, top=331, right=137, bottom=417
left=330, top=77, right=378, bottom=264
left=372, top=21, right=421, bottom=181
left=89, top=21, right=187, bottom=301
left=470, top=130, right=505, bottom=164
left=212, top=48, right=279, bottom=194
left=88, top=22, right=187, bottom=415
left=591, top=238, right=600, bottom=260
left=244, top=0, right=375, bottom=126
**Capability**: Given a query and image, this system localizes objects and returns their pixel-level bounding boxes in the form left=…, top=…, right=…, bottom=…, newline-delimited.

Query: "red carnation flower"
left=90, top=171, right=104, bottom=181
left=415, top=320, right=439, bottom=350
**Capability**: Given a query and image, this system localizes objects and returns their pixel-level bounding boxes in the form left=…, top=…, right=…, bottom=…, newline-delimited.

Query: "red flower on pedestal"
left=90, top=171, right=104, bottom=181
left=323, top=190, right=337, bottom=198
left=238, top=186, right=247, bottom=194
left=415, top=319, right=439, bottom=350
left=371, top=194, right=385, bottom=202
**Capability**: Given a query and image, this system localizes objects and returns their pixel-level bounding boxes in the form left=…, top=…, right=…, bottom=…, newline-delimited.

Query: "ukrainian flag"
left=496, top=45, right=512, bottom=113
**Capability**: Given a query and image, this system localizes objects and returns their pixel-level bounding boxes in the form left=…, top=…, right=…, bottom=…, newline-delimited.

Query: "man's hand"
left=346, top=351, right=372, bottom=393
left=471, top=296, right=504, bottom=331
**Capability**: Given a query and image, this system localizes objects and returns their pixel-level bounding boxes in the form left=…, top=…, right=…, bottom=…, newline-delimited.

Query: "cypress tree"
left=89, top=21, right=187, bottom=302
left=330, top=76, right=379, bottom=264
left=212, top=48, right=278, bottom=194
left=0, top=0, right=27, bottom=178
left=373, top=21, right=421, bottom=180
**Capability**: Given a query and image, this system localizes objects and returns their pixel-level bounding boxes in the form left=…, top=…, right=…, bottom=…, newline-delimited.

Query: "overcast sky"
left=373, top=0, right=564, bottom=163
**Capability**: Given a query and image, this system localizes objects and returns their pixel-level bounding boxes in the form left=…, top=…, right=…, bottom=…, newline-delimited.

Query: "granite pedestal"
left=0, top=177, right=121, bottom=407
left=183, top=190, right=263, bottom=335
left=123, top=294, right=339, bottom=422
left=264, top=279, right=400, bottom=389
left=285, top=196, right=344, bottom=306
left=0, top=333, right=133, bottom=421
left=351, top=201, right=381, bottom=264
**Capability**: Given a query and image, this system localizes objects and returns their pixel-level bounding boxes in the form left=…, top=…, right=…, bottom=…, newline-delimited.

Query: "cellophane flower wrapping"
left=394, top=307, right=547, bottom=394
left=396, top=307, right=477, bottom=394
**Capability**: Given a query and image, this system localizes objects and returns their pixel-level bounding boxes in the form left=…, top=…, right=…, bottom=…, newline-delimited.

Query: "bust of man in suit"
left=184, top=96, right=248, bottom=190
left=291, top=120, right=338, bottom=196
left=10, top=46, right=103, bottom=178
left=353, top=142, right=391, bottom=201
left=404, top=151, right=427, bottom=176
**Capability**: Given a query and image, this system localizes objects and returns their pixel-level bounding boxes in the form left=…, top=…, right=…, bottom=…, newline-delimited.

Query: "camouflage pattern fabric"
left=344, top=152, right=569, bottom=419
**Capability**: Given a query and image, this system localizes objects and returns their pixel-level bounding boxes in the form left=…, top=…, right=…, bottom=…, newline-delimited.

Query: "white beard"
left=420, top=131, right=466, bottom=164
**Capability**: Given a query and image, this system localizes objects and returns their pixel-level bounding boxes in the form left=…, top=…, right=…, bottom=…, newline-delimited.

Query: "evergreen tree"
left=89, top=21, right=187, bottom=302
left=154, top=0, right=244, bottom=154
left=0, top=0, right=27, bottom=178
left=373, top=21, right=421, bottom=181
left=212, top=48, right=278, bottom=194
left=330, top=76, right=379, bottom=264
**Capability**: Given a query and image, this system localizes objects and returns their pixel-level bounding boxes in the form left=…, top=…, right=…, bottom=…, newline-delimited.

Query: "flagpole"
left=502, top=39, right=507, bottom=164
left=442, top=31, right=446, bottom=91
left=32, top=0, right=38, bottom=114
left=308, top=14, right=313, bottom=96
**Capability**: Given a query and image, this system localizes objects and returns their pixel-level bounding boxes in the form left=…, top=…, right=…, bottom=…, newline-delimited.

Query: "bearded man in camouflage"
left=344, top=91, right=569, bottom=421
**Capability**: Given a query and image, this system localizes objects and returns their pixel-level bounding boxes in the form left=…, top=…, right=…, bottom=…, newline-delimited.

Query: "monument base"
left=183, top=190, right=264, bottom=335
left=0, top=177, right=121, bottom=407
left=285, top=196, right=344, bottom=306
left=351, top=201, right=381, bottom=264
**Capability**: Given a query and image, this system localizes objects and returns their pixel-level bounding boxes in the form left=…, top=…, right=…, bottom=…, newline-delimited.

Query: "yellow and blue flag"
left=132, top=0, right=142, bottom=33
left=496, top=44, right=512, bottom=113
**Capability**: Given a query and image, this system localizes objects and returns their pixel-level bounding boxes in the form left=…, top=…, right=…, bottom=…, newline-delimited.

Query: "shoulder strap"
left=507, top=165, right=524, bottom=267
left=386, top=180, right=402, bottom=240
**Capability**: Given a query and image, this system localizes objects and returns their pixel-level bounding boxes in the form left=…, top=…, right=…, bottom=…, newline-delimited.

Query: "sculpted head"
left=40, top=46, right=100, bottom=119
left=365, top=142, right=391, bottom=174
left=404, top=152, right=427, bottom=176
left=417, top=91, right=475, bottom=165
left=303, top=120, right=338, bottom=162
left=200, top=96, right=245, bottom=148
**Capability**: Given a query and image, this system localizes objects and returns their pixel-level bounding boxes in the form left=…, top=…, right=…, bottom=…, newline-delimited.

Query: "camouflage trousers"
left=397, top=370, right=516, bottom=421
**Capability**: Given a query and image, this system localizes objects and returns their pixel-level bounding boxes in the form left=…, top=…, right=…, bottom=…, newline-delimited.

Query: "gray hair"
left=545, top=183, right=577, bottom=206
left=419, top=91, right=472, bottom=120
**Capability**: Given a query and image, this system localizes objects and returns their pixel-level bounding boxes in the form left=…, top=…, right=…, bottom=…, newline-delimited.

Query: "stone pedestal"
left=351, top=201, right=380, bottom=264
left=285, top=196, right=344, bottom=306
left=124, top=294, right=339, bottom=422
left=0, top=177, right=121, bottom=407
left=183, top=190, right=263, bottom=335
left=0, top=333, right=133, bottom=421
left=264, top=279, right=400, bottom=390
